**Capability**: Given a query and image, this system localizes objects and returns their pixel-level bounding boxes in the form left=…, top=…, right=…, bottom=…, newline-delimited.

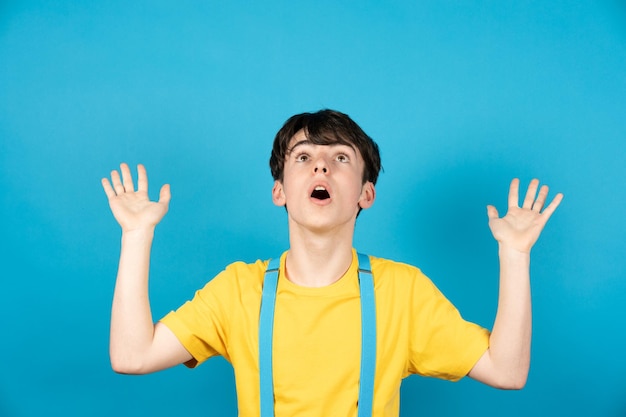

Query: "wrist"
left=497, top=244, right=531, bottom=287
left=498, top=244, right=531, bottom=262
left=121, top=227, right=156, bottom=243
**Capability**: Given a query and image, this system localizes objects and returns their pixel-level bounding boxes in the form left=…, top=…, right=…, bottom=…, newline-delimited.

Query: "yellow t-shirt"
left=160, top=250, right=490, bottom=417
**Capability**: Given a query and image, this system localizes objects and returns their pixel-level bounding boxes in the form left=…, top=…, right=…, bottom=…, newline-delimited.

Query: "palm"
left=487, top=179, right=563, bottom=253
left=102, top=163, right=171, bottom=232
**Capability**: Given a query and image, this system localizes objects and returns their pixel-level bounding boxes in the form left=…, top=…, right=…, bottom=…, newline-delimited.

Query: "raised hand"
left=487, top=178, right=563, bottom=254
left=101, top=163, right=171, bottom=232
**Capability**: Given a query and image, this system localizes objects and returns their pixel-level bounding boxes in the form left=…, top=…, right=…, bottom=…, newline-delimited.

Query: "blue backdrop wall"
left=1, top=1, right=625, bottom=416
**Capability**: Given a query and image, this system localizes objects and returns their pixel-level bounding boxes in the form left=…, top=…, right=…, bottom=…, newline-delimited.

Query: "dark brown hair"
left=269, top=109, right=382, bottom=184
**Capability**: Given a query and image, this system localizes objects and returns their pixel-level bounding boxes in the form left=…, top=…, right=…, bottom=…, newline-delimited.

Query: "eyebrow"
left=287, top=140, right=357, bottom=156
left=287, top=140, right=311, bottom=154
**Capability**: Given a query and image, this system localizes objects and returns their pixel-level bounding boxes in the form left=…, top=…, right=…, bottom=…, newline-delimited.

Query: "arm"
left=468, top=178, right=563, bottom=389
left=102, top=163, right=192, bottom=374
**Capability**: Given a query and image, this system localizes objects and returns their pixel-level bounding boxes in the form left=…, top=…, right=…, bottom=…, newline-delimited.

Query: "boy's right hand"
left=101, top=163, right=171, bottom=233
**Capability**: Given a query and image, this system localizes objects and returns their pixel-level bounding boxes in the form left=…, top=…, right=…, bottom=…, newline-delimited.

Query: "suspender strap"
left=258, top=253, right=377, bottom=417
left=357, top=252, right=376, bottom=417
left=259, top=257, right=280, bottom=417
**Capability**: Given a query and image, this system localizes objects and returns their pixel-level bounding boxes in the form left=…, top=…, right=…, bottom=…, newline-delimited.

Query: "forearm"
left=109, top=228, right=157, bottom=373
left=486, top=245, right=532, bottom=388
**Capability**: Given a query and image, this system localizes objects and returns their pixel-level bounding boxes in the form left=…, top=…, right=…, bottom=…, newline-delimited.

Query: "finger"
left=120, top=163, right=135, bottom=193
left=486, top=205, right=499, bottom=220
left=540, top=192, right=563, bottom=221
left=137, top=164, right=148, bottom=192
left=508, top=178, right=520, bottom=208
left=159, top=184, right=171, bottom=206
left=101, top=178, right=116, bottom=198
left=111, top=169, right=125, bottom=194
left=522, top=179, right=539, bottom=209
left=532, top=185, right=549, bottom=211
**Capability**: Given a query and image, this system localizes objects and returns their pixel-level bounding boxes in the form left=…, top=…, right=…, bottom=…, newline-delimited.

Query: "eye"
left=295, top=153, right=309, bottom=162
left=336, top=154, right=349, bottom=163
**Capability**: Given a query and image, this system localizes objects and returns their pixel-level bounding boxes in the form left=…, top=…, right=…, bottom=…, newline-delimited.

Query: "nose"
left=314, top=157, right=328, bottom=174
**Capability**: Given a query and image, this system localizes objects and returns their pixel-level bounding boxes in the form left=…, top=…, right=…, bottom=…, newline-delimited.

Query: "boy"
left=101, top=109, right=563, bottom=417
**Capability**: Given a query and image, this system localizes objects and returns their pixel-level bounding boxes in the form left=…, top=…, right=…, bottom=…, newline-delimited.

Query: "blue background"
left=1, top=1, right=625, bottom=416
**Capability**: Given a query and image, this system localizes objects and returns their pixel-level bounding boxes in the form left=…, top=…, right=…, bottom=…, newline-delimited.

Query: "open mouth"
left=311, top=186, right=330, bottom=200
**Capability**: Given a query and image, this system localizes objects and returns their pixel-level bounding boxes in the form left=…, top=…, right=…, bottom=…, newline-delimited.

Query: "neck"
left=285, top=224, right=355, bottom=288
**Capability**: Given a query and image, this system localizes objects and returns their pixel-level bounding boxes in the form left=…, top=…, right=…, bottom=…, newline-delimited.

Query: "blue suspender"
left=357, top=252, right=376, bottom=417
left=259, top=253, right=377, bottom=417
left=259, top=257, right=280, bottom=417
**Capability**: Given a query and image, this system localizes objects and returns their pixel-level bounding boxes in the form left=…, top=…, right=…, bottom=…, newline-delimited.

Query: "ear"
left=358, top=182, right=376, bottom=209
left=272, top=180, right=286, bottom=207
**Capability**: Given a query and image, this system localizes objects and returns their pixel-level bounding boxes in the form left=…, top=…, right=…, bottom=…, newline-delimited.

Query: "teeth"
left=315, top=186, right=326, bottom=191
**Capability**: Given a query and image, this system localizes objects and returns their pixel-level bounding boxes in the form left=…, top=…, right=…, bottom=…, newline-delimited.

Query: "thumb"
left=159, top=184, right=171, bottom=205
left=486, top=205, right=499, bottom=220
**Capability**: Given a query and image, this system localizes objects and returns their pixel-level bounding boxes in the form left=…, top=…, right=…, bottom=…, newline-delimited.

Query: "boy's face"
left=272, top=130, right=375, bottom=232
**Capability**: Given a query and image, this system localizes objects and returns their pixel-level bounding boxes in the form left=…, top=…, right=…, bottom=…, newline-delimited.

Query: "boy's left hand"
left=487, top=178, right=563, bottom=254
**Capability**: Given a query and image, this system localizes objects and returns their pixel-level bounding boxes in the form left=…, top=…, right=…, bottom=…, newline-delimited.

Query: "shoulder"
left=198, top=257, right=271, bottom=296
left=221, top=258, right=269, bottom=277
left=369, top=255, right=428, bottom=282
left=368, top=255, right=443, bottom=298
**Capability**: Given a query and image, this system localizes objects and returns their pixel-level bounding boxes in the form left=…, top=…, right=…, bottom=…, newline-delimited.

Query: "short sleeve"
left=407, top=270, right=490, bottom=381
left=159, top=265, right=241, bottom=368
